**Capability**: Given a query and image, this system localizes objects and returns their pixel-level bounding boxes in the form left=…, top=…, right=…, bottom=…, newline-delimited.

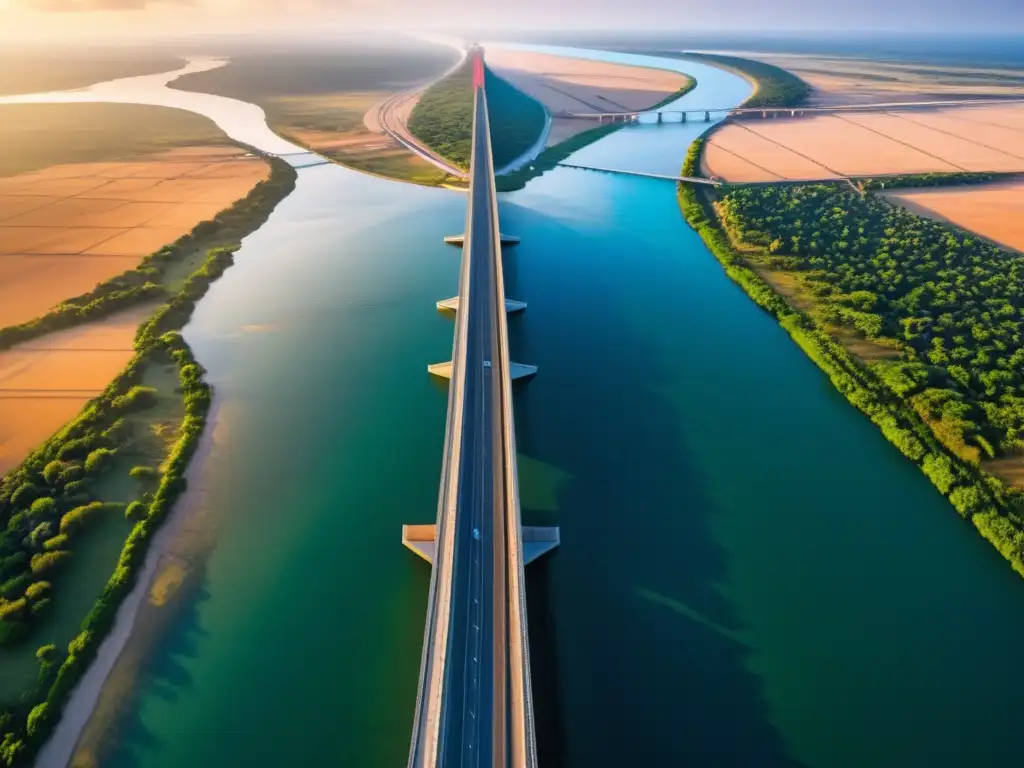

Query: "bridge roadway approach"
left=402, top=48, right=559, bottom=768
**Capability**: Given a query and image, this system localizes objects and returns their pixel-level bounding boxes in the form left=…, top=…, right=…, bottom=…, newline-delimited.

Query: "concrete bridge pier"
left=705, top=111, right=711, bottom=122
left=403, top=524, right=560, bottom=565
left=436, top=297, right=526, bottom=313
left=427, top=361, right=537, bottom=380
left=444, top=234, right=520, bottom=246
left=681, top=111, right=687, bottom=123
left=656, top=112, right=663, bottom=124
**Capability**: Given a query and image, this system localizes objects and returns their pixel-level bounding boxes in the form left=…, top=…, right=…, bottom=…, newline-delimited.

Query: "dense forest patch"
left=678, top=138, right=1024, bottom=577
left=408, top=60, right=547, bottom=170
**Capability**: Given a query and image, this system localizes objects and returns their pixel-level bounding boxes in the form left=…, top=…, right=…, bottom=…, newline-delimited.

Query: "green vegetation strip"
left=653, top=51, right=810, bottom=109
left=678, top=138, right=1024, bottom=578
left=859, top=171, right=1018, bottom=190
left=0, top=157, right=296, bottom=766
left=408, top=59, right=547, bottom=171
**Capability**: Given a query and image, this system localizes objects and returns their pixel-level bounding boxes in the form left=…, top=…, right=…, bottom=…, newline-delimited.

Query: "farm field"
left=0, top=146, right=268, bottom=328
left=703, top=105, right=1024, bottom=181
left=0, top=303, right=157, bottom=475
left=885, top=180, right=1024, bottom=254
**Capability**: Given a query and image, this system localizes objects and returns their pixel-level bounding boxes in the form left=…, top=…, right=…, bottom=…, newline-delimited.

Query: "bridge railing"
left=480, top=87, right=539, bottom=768
left=406, top=121, right=477, bottom=768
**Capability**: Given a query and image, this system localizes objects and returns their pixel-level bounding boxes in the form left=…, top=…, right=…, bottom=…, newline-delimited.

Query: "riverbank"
left=678, top=138, right=1024, bottom=578
left=0, top=157, right=297, bottom=767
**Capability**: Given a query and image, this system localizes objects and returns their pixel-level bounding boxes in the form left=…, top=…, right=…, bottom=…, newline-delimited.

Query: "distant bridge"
left=556, top=162, right=721, bottom=186
left=563, top=96, right=1024, bottom=124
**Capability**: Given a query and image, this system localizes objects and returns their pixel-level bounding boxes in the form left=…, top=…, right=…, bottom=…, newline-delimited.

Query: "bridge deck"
left=406, top=47, right=542, bottom=768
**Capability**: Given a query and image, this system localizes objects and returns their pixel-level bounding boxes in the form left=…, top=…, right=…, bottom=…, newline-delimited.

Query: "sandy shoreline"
left=35, top=397, right=225, bottom=767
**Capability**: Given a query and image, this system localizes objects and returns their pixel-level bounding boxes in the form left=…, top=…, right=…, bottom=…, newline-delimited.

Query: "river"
left=6, top=45, right=1024, bottom=768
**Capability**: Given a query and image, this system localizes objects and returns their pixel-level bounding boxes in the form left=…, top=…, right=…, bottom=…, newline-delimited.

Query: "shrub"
left=949, top=486, right=988, bottom=519
left=62, top=479, right=91, bottom=498
left=9, top=483, right=40, bottom=511
left=129, top=465, right=159, bottom=483
left=0, top=598, right=26, bottom=621
left=27, top=498, right=57, bottom=520
left=84, top=448, right=116, bottom=474
left=30, top=551, right=70, bottom=575
left=56, top=438, right=95, bottom=461
left=27, top=523, right=52, bottom=548
left=41, top=461, right=71, bottom=486
left=112, top=385, right=159, bottom=412
left=25, top=703, right=49, bottom=738
left=42, top=535, right=68, bottom=552
left=58, top=502, right=103, bottom=535
left=24, top=582, right=50, bottom=601
left=56, top=464, right=84, bottom=486
left=125, top=501, right=147, bottom=522
left=35, top=644, right=57, bottom=665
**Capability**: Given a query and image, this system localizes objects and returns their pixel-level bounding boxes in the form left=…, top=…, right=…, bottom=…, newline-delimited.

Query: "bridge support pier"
left=681, top=112, right=687, bottom=123
left=428, top=361, right=537, bottom=380
left=656, top=112, right=663, bottom=124
left=402, top=524, right=560, bottom=565
left=437, top=297, right=526, bottom=313
left=705, top=111, right=711, bottom=122
left=445, top=234, right=520, bottom=246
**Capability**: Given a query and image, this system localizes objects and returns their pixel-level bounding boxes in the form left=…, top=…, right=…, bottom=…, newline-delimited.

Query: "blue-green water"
left=72, top=48, right=1024, bottom=768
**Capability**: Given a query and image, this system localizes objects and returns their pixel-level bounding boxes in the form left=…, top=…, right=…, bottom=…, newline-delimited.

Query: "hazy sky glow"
left=1, top=0, right=1021, bottom=42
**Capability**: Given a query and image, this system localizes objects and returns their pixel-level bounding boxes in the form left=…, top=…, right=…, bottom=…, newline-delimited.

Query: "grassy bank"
left=0, top=157, right=297, bottom=766
left=408, top=59, right=547, bottom=171
left=859, top=171, right=1020, bottom=190
left=654, top=51, right=810, bottom=108
left=678, top=138, right=1024, bottom=578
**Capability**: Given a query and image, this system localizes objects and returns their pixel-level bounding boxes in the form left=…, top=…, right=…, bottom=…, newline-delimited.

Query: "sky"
left=0, top=0, right=1021, bottom=42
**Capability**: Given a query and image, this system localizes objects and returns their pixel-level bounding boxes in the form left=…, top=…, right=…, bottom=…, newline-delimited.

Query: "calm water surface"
left=17, top=47, right=1024, bottom=768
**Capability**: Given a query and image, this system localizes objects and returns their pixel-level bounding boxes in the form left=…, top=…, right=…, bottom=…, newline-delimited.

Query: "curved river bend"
left=6, top=46, right=1024, bottom=768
